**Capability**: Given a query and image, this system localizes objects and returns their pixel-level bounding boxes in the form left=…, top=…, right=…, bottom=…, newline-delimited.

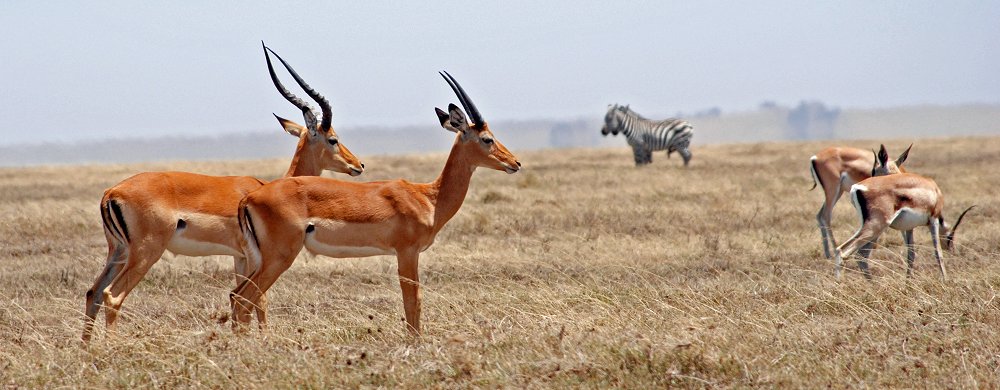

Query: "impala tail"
left=808, top=155, right=821, bottom=191
left=237, top=198, right=262, bottom=276
left=943, top=205, right=976, bottom=251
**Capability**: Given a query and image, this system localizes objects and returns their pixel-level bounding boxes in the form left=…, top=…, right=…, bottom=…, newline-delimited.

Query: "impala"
left=230, top=71, right=521, bottom=334
left=82, top=43, right=364, bottom=340
left=833, top=173, right=973, bottom=279
left=810, top=144, right=911, bottom=258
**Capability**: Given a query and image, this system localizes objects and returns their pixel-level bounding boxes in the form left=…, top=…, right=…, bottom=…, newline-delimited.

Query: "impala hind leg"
left=230, top=252, right=295, bottom=331
left=83, top=241, right=127, bottom=341
left=397, top=248, right=422, bottom=335
left=101, top=243, right=168, bottom=332
left=816, top=184, right=843, bottom=259
left=834, top=222, right=885, bottom=279
left=233, top=256, right=268, bottom=328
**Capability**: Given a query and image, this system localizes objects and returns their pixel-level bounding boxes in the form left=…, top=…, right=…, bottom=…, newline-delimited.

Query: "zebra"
left=601, top=104, right=693, bottom=166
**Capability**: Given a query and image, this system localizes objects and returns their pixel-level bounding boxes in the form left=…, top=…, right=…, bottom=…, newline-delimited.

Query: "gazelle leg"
left=102, top=242, right=168, bottom=332
left=397, top=247, right=422, bottom=335
left=83, top=240, right=127, bottom=341
left=902, top=230, right=916, bottom=277
left=817, top=206, right=832, bottom=259
left=817, top=184, right=843, bottom=259
left=834, top=222, right=884, bottom=279
left=929, top=220, right=947, bottom=280
left=857, top=240, right=876, bottom=279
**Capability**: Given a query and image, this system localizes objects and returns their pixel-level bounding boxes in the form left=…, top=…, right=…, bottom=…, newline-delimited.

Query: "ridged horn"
left=264, top=43, right=332, bottom=131
left=262, top=41, right=317, bottom=130
left=439, top=71, right=484, bottom=127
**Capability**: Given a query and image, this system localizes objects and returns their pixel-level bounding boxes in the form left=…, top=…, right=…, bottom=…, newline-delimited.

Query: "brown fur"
left=811, top=145, right=909, bottom=258
left=834, top=173, right=954, bottom=279
left=232, top=108, right=521, bottom=335
left=82, top=119, right=362, bottom=341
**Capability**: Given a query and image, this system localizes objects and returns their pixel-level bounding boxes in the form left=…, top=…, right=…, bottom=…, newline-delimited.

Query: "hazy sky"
left=1, top=1, right=997, bottom=146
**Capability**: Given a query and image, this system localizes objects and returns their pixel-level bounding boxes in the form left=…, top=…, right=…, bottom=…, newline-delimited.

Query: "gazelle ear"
left=274, top=114, right=305, bottom=138
left=877, top=144, right=889, bottom=166
left=438, top=103, right=470, bottom=133
left=896, top=143, right=912, bottom=165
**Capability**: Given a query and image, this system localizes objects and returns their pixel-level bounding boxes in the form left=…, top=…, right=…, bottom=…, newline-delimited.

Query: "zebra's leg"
left=631, top=146, right=646, bottom=166
left=642, top=148, right=653, bottom=165
left=679, top=148, right=692, bottom=166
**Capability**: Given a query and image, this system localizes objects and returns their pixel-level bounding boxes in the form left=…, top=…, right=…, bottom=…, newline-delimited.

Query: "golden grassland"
left=1, top=136, right=999, bottom=388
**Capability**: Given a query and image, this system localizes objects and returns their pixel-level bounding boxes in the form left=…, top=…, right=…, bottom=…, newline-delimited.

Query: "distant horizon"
left=1, top=2, right=997, bottom=147
left=3, top=101, right=997, bottom=148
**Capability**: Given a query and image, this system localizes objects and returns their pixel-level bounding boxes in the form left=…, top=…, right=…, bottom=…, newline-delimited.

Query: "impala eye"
left=328, top=138, right=338, bottom=146
left=482, top=138, right=494, bottom=145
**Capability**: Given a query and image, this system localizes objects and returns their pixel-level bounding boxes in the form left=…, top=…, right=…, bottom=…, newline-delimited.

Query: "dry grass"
left=2, top=136, right=999, bottom=388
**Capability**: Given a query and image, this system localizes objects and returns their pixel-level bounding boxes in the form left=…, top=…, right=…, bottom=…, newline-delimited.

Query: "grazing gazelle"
left=82, top=43, right=364, bottom=341
left=230, top=71, right=521, bottom=334
left=833, top=173, right=974, bottom=279
left=810, top=144, right=911, bottom=258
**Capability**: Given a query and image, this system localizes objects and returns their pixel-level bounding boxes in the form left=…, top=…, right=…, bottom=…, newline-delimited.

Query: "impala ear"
left=435, top=107, right=450, bottom=128
left=274, top=114, right=305, bottom=138
left=438, top=103, right=470, bottom=133
left=877, top=144, right=889, bottom=166
left=896, top=143, right=912, bottom=165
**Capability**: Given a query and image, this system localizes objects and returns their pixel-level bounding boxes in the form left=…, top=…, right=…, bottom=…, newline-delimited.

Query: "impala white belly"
left=303, top=219, right=397, bottom=258
left=166, top=236, right=242, bottom=257
left=889, top=207, right=930, bottom=230
left=164, top=213, right=242, bottom=257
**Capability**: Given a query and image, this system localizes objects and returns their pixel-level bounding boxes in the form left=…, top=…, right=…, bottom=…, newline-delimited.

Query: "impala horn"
left=439, top=71, right=484, bottom=127
left=262, top=42, right=319, bottom=131
left=263, top=42, right=333, bottom=131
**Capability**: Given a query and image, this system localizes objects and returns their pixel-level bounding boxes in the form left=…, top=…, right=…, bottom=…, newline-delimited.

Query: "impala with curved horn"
left=833, top=172, right=974, bottom=280
left=82, top=43, right=364, bottom=341
left=810, top=144, right=911, bottom=258
left=230, top=71, right=521, bottom=334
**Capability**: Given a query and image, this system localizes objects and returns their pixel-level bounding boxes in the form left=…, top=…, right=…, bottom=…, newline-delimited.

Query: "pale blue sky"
left=1, top=1, right=997, bottom=145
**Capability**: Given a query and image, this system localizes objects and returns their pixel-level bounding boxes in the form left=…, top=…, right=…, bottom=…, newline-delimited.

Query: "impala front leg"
left=902, top=230, right=916, bottom=277
left=929, top=219, right=947, bottom=280
left=397, top=248, right=422, bottom=335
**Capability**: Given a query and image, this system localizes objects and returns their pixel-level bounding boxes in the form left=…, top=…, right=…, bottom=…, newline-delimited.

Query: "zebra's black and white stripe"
left=601, top=104, right=693, bottom=166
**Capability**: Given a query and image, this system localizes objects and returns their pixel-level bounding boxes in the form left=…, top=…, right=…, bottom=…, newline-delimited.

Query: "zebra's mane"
left=616, top=105, right=681, bottom=123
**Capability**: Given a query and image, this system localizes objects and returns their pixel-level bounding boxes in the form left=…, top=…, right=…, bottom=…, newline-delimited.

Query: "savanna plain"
left=2, top=136, right=999, bottom=388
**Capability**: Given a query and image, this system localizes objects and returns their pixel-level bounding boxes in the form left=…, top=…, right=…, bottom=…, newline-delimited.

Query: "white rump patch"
left=809, top=156, right=821, bottom=187
left=889, top=207, right=930, bottom=230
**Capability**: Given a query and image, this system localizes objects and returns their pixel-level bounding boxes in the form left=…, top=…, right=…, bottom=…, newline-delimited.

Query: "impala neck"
left=284, top=137, right=323, bottom=177
left=430, top=137, right=477, bottom=233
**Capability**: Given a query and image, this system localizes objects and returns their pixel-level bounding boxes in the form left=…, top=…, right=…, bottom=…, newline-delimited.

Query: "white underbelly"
left=889, top=207, right=930, bottom=230
left=165, top=235, right=242, bottom=257
left=839, top=173, right=859, bottom=193
left=304, top=235, right=396, bottom=258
